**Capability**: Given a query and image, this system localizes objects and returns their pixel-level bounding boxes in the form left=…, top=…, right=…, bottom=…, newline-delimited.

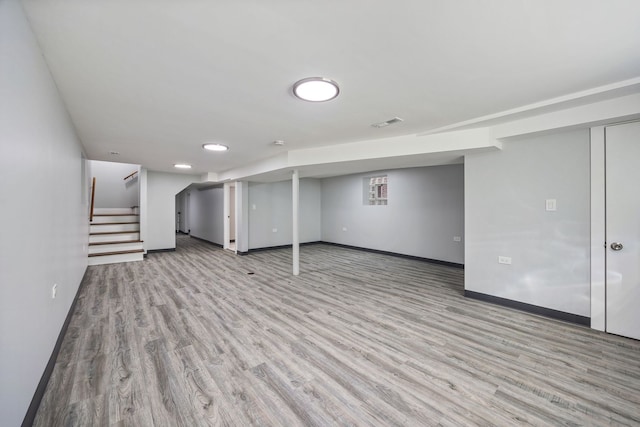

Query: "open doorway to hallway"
left=225, top=182, right=237, bottom=252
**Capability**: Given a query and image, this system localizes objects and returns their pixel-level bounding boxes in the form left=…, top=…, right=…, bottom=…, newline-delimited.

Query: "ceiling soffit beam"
left=288, top=128, right=499, bottom=167
left=214, top=128, right=500, bottom=183
left=200, top=89, right=640, bottom=184
left=493, top=92, right=640, bottom=140
left=419, top=76, right=640, bottom=136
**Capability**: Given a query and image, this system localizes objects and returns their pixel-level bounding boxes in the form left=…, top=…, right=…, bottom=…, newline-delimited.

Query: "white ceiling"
left=22, top=0, right=640, bottom=179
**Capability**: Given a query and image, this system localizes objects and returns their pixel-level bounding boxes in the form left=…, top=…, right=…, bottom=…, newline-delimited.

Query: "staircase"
left=89, top=207, right=144, bottom=265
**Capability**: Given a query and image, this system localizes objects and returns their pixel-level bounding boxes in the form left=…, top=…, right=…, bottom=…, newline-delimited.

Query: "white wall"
left=145, top=171, right=198, bottom=251
left=89, top=160, right=139, bottom=208
left=321, top=165, right=464, bottom=264
left=229, top=186, right=236, bottom=240
left=249, top=179, right=321, bottom=249
left=465, top=129, right=590, bottom=316
left=189, top=186, right=224, bottom=245
left=236, top=181, right=249, bottom=253
left=0, top=1, right=89, bottom=424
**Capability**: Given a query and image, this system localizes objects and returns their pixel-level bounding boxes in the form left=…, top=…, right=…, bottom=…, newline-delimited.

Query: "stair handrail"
left=90, top=177, right=96, bottom=222
left=123, top=170, right=138, bottom=181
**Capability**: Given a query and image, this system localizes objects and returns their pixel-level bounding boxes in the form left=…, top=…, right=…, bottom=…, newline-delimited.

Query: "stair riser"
left=90, top=232, right=140, bottom=243
left=91, top=215, right=139, bottom=223
left=90, top=223, right=139, bottom=233
left=93, top=208, right=138, bottom=215
left=89, top=242, right=143, bottom=254
left=88, top=252, right=144, bottom=266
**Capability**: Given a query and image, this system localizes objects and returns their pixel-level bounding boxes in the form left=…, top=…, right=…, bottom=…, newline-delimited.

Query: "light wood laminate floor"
left=34, top=235, right=640, bottom=426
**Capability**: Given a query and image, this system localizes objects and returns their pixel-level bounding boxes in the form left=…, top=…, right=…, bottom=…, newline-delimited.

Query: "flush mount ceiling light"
left=174, top=164, right=192, bottom=169
left=202, top=143, right=229, bottom=152
left=293, top=77, right=340, bottom=102
left=273, top=140, right=285, bottom=146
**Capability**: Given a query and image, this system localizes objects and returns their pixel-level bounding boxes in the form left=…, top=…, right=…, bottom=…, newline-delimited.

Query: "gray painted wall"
left=321, top=165, right=464, bottom=264
left=175, top=189, right=189, bottom=233
left=189, top=186, right=224, bottom=245
left=248, top=179, right=321, bottom=249
left=0, top=1, right=89, bottom=424
left=90, top=160, right=139, bottom=208
left=465, top=129, right=590, bottom=316
left=145, top=171, right=198, bottom=251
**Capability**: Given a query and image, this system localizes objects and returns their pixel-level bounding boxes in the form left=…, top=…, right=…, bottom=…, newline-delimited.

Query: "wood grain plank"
left=33, top=235, right=640, bottom=426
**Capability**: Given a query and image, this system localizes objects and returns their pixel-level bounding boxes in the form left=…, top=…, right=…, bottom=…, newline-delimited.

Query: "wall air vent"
left=371, top=117, right=404, bottom=128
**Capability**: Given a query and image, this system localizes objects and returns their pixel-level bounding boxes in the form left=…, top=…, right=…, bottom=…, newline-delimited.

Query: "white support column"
left=292, top=169, right=300, bottom=276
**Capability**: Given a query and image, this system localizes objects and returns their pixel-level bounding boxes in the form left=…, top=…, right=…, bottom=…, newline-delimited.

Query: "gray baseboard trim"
left=321, top=242, right=465, bottom=269
left=464, top=290, right=590, bottom=326
left=22, top=267, right=89, bottom=427
left=189, top=235, right=223, bottom=248
left=245, top=242, right=322, bottom=253
left=146, top=248, right=176, bottom=254
left=240, top=241, right=464, bottom=270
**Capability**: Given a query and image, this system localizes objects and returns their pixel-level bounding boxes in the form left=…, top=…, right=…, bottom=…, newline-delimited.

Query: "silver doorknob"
left=610, top=242, right=624, bottom=251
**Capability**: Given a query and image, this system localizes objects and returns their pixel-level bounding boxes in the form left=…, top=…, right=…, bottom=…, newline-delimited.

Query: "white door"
left=606, top=121, right=640, bottom=340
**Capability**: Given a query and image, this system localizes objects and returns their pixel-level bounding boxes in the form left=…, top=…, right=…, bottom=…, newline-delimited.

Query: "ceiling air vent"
left=371, top=117, right=404, bottom=128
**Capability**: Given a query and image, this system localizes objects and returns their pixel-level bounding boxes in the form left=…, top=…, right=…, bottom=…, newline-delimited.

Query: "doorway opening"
left=225, top=182, right=237, bottom=253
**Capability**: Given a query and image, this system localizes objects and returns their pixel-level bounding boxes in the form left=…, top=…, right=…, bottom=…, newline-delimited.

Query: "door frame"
left=590, top=121, right=640, bottom=333
left=223, top=182, right=237, bottom=253
left=589, top=126, right=606, bottom=331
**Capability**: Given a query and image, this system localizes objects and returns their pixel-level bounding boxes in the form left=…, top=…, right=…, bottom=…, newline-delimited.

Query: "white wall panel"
left=321, top=165, right=464, bottom=264
left=0, top=1, right=88, bottom=424
left=189, top=186, right=224, bottom=245
left=145, top=171, right=198, bottom=251
left=465, top=129, right=590, bottom=316
left=248, top=179, right=321, bottom=249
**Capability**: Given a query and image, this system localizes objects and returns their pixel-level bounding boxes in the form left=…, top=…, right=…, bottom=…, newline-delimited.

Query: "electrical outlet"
left=453, top=236, right=461, bottom=242
left=498, top=256, right=512, bottom=265
left=52, top=284, right=58, bottom=299
left=272, top=228, right=277, bottom=233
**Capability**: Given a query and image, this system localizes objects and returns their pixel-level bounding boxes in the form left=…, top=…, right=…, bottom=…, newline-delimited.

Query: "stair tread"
left=88, top=249, right=144, bottom=257
left=89, top=240, right=143, bottom=246
left=93, top=213, right=139, bottom=216
left=91, top=221, right=139, bottom=225
left=90, top=231, right=141, bottom=235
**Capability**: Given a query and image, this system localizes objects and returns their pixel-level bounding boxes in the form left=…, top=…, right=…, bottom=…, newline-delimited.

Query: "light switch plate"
left=545, top=199, right=557, bottom=211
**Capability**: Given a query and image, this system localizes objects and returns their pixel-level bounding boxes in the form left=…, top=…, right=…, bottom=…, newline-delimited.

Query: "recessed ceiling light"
left=174, top=164, right=192, bottom=169
left=293, top=77, right=340, bottom=102
left=202, top=143, right=229, bottom=152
